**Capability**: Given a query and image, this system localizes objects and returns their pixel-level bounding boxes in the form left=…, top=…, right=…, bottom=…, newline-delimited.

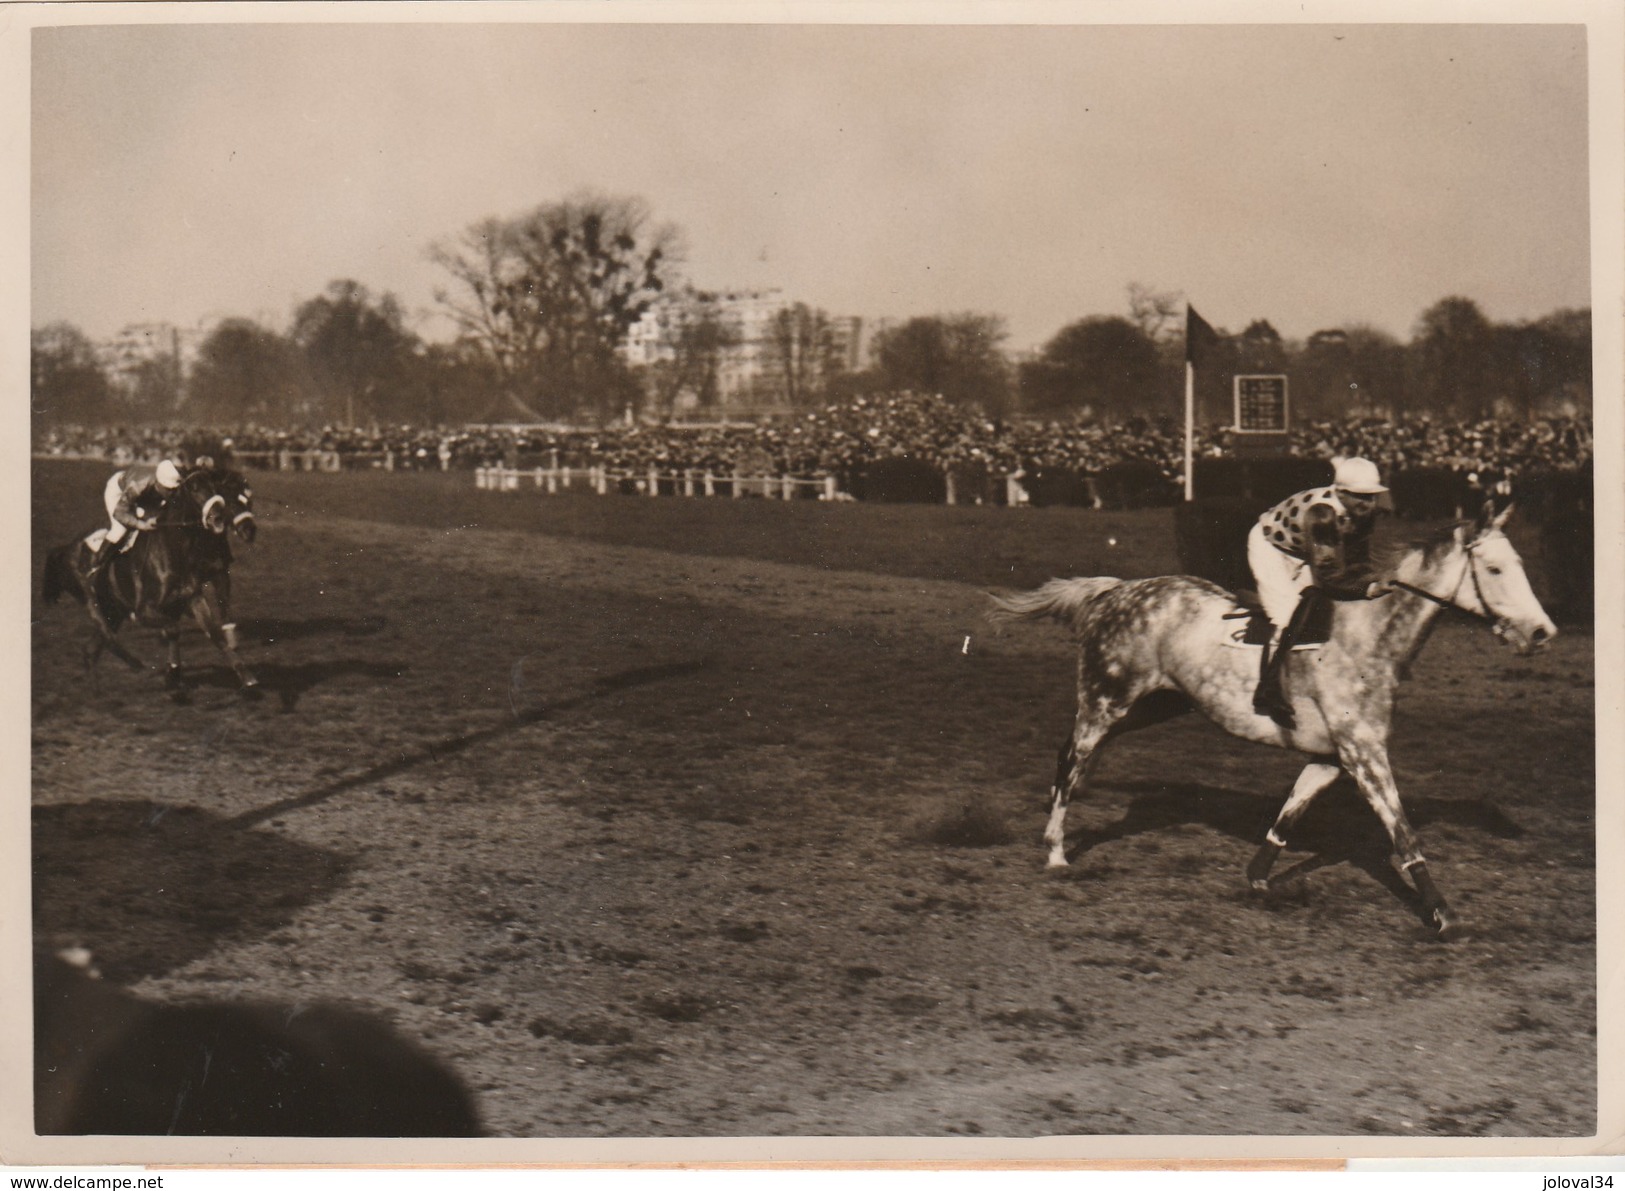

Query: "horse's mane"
left=154, top=467, right=241, bottom=528
left=1376, top=519, right=1497, bottom=579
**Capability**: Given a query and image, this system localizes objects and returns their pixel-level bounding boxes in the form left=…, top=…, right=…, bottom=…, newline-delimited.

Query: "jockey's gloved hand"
left=1366, top=579, right=1398, bottom=598
left=135, top=517, right=159, bottom=531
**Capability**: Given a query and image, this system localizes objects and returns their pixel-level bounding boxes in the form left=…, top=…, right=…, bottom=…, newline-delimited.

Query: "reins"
left=152, top=471, right=232, bottom=532
left=1391, top=537, right=1502, bottom=630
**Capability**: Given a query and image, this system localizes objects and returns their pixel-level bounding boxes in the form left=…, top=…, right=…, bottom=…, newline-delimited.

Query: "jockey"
left=1247, top=456, right=1394, bottom=726
left=85, top=459, right=185, bottom=582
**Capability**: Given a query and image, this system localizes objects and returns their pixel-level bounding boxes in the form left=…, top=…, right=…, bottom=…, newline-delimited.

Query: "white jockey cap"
left=155, top=460, right=183, bottom=490
left=1333, top=456, right=1387, bottom=494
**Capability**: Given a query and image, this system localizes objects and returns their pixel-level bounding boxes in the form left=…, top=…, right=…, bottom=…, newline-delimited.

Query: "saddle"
left=1221, top=587, right=1334, bottom=650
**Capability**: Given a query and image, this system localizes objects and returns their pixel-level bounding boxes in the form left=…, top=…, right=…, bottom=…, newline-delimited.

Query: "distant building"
left=1306, top=328, right=1350, bottom=351
left=98, top=323, right=193, bottom=376
left=96, top=323, right=202, bottom=419
left=624, top=289, right=865, bottom=416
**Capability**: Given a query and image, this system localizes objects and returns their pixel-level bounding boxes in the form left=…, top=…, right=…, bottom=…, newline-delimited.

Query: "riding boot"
left=1254, top=637, right=1293, bottom=726
left=1254, top=593, right=1315, bottom=727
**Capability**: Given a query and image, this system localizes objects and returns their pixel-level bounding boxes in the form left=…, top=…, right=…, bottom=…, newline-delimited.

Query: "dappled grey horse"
left=989, top=502, right=1556, bottom=935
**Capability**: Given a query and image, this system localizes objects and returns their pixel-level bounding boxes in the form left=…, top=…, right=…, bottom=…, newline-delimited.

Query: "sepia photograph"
left=8, top=0, right=1621, bottom=1168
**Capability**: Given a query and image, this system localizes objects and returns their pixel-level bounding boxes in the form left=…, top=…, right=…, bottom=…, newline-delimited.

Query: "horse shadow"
left=1065, top=777, right=1527, bottom=924
left=32, top=799, right=351, bottom=986
left=183, top=659, right=410, bottom=711
left=229, top=657, right=714, bottom=829
left=234, top=615, right=389, bottom=644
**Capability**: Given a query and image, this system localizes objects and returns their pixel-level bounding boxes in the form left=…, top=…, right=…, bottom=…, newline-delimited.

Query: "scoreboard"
left=1233, top=374, right=1289, bottom=434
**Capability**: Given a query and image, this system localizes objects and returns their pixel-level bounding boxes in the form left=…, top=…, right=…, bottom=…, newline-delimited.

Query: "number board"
left=1234, top=374, right=1289, bottom=433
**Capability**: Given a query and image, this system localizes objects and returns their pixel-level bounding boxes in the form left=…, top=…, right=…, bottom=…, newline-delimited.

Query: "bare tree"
left=766, top=303, right=840, bottom=408
left=291, top=280, right=419, bottom=427
left=430, top=191, right=683, bottom=422
left=641, top=296, right=741, bottom=417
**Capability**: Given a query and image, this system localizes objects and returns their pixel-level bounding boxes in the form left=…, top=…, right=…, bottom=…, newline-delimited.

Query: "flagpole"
left=1183, top=359, right=1195, bottom=502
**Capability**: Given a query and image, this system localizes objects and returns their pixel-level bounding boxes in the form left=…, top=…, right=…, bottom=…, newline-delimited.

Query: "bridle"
left=153, top=470, right=230, bottom=533
left=1392, top=533, right=1509, bottom=639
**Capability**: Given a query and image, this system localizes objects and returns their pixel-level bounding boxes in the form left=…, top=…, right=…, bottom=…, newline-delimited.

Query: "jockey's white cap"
left=155, top=460, right=183, bottom=490
left=1333, top=456, right=1387, bottom=494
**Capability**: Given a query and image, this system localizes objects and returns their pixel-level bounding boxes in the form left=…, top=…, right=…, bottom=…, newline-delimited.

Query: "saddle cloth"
left=84, top=528, right=138, bottom=553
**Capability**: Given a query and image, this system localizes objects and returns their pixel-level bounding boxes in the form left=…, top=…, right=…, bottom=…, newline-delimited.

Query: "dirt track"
left=31, top=461, right=1596, bottom=1139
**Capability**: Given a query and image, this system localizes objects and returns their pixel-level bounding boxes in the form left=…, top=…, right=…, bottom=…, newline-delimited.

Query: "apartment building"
left=624, top=288, right=865, bottom=415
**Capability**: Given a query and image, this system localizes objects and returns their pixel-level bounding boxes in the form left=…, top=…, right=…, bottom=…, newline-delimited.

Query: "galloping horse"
left=42, top=467, right=260, bottom=692
left=988, top=501, right=1556, bottom=934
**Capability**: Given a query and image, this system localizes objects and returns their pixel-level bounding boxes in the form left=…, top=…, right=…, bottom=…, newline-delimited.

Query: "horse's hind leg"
left=1247, top=760, right=1341, bottom=890
left=1044, top=702, right=1126, bottom=868
left=81, top=631, right=105, bottom=677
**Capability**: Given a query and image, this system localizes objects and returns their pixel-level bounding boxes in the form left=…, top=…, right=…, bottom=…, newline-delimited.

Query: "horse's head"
left=1457, top=501, right=1558, bottom=655
left=211, top=470, right=258, bottom=545
left=146, top=469, right=217, bottom=534
left=171, top=468, right=255, bottom=542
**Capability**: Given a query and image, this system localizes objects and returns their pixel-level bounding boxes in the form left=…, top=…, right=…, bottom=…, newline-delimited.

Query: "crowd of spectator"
left=33, top=391, right=1594, bottom=490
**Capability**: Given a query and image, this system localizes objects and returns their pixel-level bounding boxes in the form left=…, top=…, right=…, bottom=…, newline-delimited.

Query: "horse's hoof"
left=1045, top=855, right=1069, bottom=870
left=1430, top=906, right=1459, bottom=938
left=1249, top=878, right=1270, bottom=894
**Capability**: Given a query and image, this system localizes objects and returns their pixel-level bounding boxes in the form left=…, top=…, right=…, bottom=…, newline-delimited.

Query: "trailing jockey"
left=85, top=459, right=185, bottom=584
left=1246, top=456, right=1395, bottom=727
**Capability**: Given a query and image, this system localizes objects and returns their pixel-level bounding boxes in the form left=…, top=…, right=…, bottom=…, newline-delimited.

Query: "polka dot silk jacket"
left=1258, top=486, right=1381, bottom=599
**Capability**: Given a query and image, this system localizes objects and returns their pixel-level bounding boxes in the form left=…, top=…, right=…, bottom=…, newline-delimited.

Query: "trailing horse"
left=42, top=467, right=260, bottom=693
left=988, top=501, right=1555, bottom=935
left=35, top=952, right=483, bottom=1136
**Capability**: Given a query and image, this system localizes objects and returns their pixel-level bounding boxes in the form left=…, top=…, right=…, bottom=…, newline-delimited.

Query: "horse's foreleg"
left=1337, top=734, right=1454, bottom=935
left=1247, top=759, right=1341, bottom=890
left=213, top=574, right=239, bottom=652
left=191, top=584, right=257, bottom=690
left=161, top=626, right=184, bottom=689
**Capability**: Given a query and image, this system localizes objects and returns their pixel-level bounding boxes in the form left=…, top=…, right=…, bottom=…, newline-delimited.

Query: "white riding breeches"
left=1247, top=522, right=1312, bottom=630
left=102, top=473, right=130, bottom=543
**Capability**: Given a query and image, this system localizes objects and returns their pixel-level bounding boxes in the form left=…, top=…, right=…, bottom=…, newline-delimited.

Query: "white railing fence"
left=474, top=465, right=843, bottom=501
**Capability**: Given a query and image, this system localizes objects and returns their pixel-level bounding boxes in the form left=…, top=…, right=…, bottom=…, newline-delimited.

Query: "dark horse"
left=36, top=952, right=483, bottom=1136
left=42, top=467, right=260, bottom=692
left=990, top=502, right=1556, bottom=936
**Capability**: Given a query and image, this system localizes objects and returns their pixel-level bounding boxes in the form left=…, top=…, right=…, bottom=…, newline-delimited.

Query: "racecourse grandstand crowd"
left=33, top=391, right=1593, bottom=506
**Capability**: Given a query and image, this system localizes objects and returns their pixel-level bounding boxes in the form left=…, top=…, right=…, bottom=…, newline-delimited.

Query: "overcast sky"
left=31, top=18, right=1592, bottom=352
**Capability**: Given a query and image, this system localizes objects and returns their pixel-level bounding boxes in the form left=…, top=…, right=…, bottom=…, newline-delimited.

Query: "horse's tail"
left=42, top=543, right=81, bottom=606
left=986, top=577, right=1125, bottom=633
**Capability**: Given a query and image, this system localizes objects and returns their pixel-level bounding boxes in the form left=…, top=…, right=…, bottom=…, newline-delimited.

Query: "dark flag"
left=1186, top=305, right=1222, bottom=367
